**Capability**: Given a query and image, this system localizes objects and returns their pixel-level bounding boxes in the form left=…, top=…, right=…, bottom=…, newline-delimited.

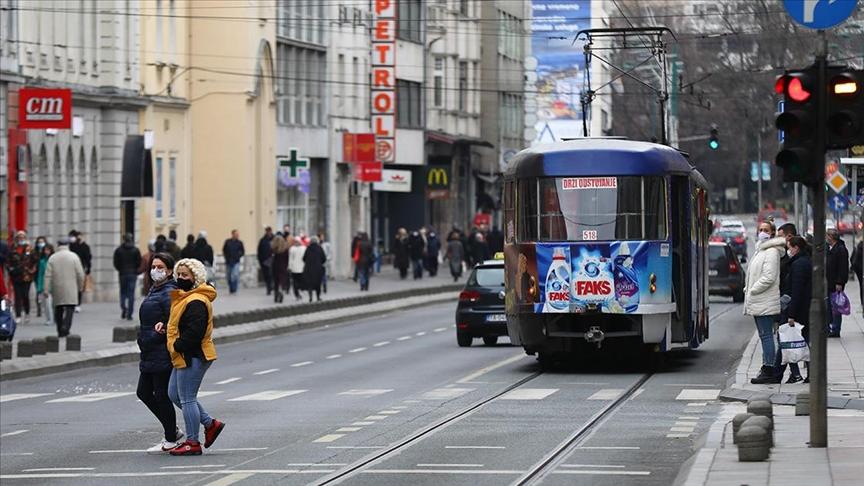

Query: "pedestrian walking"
left=288, top=239, right=306, bottom=300
left=68, top=230, right=91, bottom=312
left=7, top=231, right=38, bottom=322
left=825, top=229, right=849, bottom=337
left=193, top=231, right=215, bottom=281
left=257, top=227, right=274, bottom=295
left=33, top=236, right=47, bottom=318
left=181, top=234, right=196, bottom=259
left=470, top=232, right=491, bottom=266
left=270, top=235, right=290, bottom=303
left=776, top=236, right=812, bottom=384
left=43, top=237, right=85, bottom=337
left=446, top=233, right=465, bottom=282
left=744, top=221, right=785, bottom=384
left=356, top=233, right=374, bottom=291
left=350, top=232, right=361, bottom=282
left=852, top=239, right=863, bottom=314
left=137, top=253, right=184, bottom=454
left=318, top=233, right=332, bottom=293
left=165, top=258, right=224, bottom=456
left=155, top=234, right=182, bottom=262
left=408, top=230, right=425, bottom=280
left=425, top=230, right=441, bottom=277
left=35, top=241, right=55, bottom=326
left=222, top=230, right=245, bottom=294
left=303, top=236, right=327, bottom=302
left=392, top=229, right=409, bottom=279
left=0, top=240, right=7, bottom=301
left=114, top=234, right=143, bottom=320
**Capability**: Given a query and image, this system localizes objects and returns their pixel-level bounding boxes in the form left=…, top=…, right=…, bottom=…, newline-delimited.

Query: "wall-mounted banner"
left=343, top=133, right=375, bottom=163
left=354, top=161, right=383, bottom=183
left=373, top=169, right=412, bottom=192
left=19, top=88, right=72, bottom=129
left=371, top=0, right=396, bottom=163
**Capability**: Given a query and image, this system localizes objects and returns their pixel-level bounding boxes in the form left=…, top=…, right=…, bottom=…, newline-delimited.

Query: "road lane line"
left=348, top=347, right=367, bottom=353
left=685, top=401, right=709, bottom=407
left=363, top=469, right=523, bottom=475
left=215, top=377, right=242, bottom=385
left=417, top=464, right=485, bottom=467
left=576, top=446, right=640, bottom=450
left=326, top=354, right=342, bottom=359
left=499, top=388, right=558, bottom=400
left=677, top=416, right=699, bottom=421
left=22, top=468, right=95, bottom=472
left=378, top=410, right=400, bottom=415
left=396, top=336, right=412, bottom=341
left=456, top=352, right=526, bottom=383
left=351, top=422, right=375, bottom=426
left=227, top=390, right=307, bottom=401
left=676, top=389, right=721, bottom=401
left=415, top=332, right=426, bottom=336
left=433, top=327, right=447, bottom=332
left=667, top=433, right=691, bottom=438
left=674, top=421, right=697, bottom=427
left=391, top=406, right=407, bottom=409
left=46, top=392, right=134, bottom=403
left=253, top=368, right=279, bottom=375
left=587, top=389, right=624, bottom=400
left=445, top=446, right=506, bottom=449
left=197, top=391, right=224, bottom=398
left=373, top=341, right=390, bottom=347
left=0, top=429, right=29, bottom=438
left=363, top=415, right=388, bottom=420
left=560, top=464, right=626, bottom=468
left=204, top=473, right=255, bottom=486
left=0, top=393, right=53, bottom=403
left=552, top=470, right=650, bottom=476
left=326, top=446, right=384, bottom=449
left=161, top=465, right=225, bottom=469
left=338, top=389, right=393, bottom=397
left=671, top=426, right=696, bottom=433
left=313, top=434, right=345, bottom=443
left=290, top=361, right=313, bottom=367
left=421, top=388, right=475, bottom=400
left=336, top=427, right=362, bottom=432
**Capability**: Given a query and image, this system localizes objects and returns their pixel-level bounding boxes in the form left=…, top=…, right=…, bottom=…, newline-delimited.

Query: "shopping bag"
left=778, top=322, right=810, bottom=365
left=830, top=291, right=851, bottom=316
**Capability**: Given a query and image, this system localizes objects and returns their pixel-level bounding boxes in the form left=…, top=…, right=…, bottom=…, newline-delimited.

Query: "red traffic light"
left=774, top=76, right=785, bottom=94
left=787, top=78, right=811, bottom=102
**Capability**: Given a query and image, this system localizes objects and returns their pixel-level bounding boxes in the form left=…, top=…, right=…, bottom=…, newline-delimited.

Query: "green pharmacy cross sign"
left=279, top=149, right=309, bottom=178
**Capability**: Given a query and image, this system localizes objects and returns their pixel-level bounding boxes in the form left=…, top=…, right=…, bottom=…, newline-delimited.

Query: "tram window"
left=529, top=176, right=667, bottom=242
left=518, top=179, right=539, bottom=241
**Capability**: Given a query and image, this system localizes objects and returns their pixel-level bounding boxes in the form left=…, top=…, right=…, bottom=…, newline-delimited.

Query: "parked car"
left=455, top=257, right=508, bottom=347
left=711, top=229, right=748, bottom=262
left=708, top=242, right=745, bottom=303
left=837, top=214, right=863, bottom=235
left=718, top=219, right=746, bottom=234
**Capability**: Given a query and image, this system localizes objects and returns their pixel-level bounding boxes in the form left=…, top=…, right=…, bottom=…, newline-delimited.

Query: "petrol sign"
left=18, top=88, right=72, bottom=129
left=371, top=0, right=396, bottom=163
left=782, top=0, right=858, bottom=30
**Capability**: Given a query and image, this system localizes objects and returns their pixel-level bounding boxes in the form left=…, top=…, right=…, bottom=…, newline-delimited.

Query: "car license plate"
left=709, top=270, right=718, bottom=276
left=486, top=314, right=506, bottom=322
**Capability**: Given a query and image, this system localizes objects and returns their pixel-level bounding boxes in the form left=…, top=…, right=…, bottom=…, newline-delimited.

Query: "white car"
left=719, top=220, right=746, bottom=233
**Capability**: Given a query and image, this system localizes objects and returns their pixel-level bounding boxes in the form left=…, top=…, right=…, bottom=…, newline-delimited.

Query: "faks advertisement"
left=506, top=241, right=672, bottom=314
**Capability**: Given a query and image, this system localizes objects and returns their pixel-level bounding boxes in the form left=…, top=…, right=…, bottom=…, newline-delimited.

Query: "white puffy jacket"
left=743, top=236, right=785, bottom=317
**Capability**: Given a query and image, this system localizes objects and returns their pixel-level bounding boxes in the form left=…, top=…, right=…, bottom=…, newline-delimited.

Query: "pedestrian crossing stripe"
left=499, top=388, right=558, bottom=400
left=0, top=393, right=54, bottom=403
left=46, top=392, right=134, bottom=403
left=675, top=389, right=720, bottom=401
left=338, top=389, right=393, bottom=396
left=227, top=390, right=307, bottom=401
left=421, top=388, right=474, bottom=400
left=587, top=389, right=624, bottom=400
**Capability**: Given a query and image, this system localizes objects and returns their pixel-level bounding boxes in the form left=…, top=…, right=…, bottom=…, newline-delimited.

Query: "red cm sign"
left=19, top=88, right=72, bottom=129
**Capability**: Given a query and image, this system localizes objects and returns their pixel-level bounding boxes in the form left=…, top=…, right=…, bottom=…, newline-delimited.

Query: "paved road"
left=1, top=296, right=751, bottom=485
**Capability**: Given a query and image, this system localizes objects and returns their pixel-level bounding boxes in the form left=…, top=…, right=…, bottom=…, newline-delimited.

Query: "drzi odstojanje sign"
left=371, top=0, right=396, bottom=163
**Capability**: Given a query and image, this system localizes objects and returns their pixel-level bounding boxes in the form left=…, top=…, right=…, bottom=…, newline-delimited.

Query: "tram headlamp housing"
left=649, top=273, right=657, bottom=293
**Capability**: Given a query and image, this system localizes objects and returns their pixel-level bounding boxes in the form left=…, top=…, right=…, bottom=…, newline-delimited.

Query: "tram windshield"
left=518, top=176, right=667, bottom=242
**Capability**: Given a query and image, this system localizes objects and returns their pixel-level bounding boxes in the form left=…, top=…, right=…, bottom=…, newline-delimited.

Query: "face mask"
left=17, top=239, right=29, bottom=247
left=150, top=268, right=167, bottom=283
left=175, top=277, right=195, bottom=292
left=36, top=242, right=45, bottom=250
left=69, top=236, right=77, bottom=243
left=757, top=232, right=770, bottom=241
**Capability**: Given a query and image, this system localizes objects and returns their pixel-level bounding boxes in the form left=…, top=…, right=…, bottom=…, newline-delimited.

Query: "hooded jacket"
left=167, top=283, right=217, bottom=368
left=744, top=236, right=785, bottom=317
left=138, top=279, right=178, bottom=373
left=784, top=250, right=812, bottom=325
left=113, top=242, right=142, bottom=276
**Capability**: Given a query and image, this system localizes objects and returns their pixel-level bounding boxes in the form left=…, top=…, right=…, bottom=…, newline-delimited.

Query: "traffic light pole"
left=808, top=43, right=828, bottom=448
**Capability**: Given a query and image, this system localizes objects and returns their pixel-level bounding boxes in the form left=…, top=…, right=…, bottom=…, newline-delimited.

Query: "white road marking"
left=313, top=434, right=345, bottom=443
left=421, top=388, right=475, bottom=400
left=161, top=464, right=226, bottom=469
left=677, top=416, right=699, bottom=421
left=364, top=415, right=388, bottom=421
left=326, top=354, right=342, bottom=359
left=674, top=421, right=697, bottom=427
left=338, top=389, right=393, bottom=397
left=22, top=468, right=95, bottom=472
left=0, top=393, right=53, bottom=403
left=351, top=422, right=375, bottom=426
left=0, top=429, right=29, bottom=438
left=46, top=392, right=134, bottom=403
left=363, top=469, right=523, bottom=475
left=456, top=353, right=526, bottom=384
left=326, top=446, right=384, bottom=449
left=378, top=410, right=400, bottom=415
left=373, top=341, right=390, bottom=347
left=433, top=327, right=447, bottom=332
left=670, top=426, right=696, bottom=433
left=391, top=406, right=407, bottom=409
left=628, top=389, right=645, bottom=400
left=196, top=391, right=224, bottom=398
left=417, top=464, right=485, bottom=467
left=219, top=448, right=269, bottom=452
left=348, top=347, right=367, bottom=353
left=500, top=388, right=558, bottom=400
left=664, top=383, right=719, bottom=387
left=204, top=473, right=255, bottom=486
left=577, top=446, right=640, bottom=450
left=676, top=389, right=721, bottom=401
left=290, top=361, right=313, bottom=368
left=667, top=433, right=691, bottom=438
left=253, top=368, right=279, bottom=375
left=396, top=336, right=412, bottom=341
left=0, top=453, right=34, bottom=456
left=215, top=377, right=242, bottom=385
left=0, top=470, right=334, bottom=480
left=336, top=427, right=362, bottom=432
left=553, top=470, right=650, bottom=476
left=227, top=390, right=307, bottom=401
left=587, top=389, right=624, bottom=400
left=282, top=463, right=347, bottom=467
left=560, top=464, right=626, bottom=468
left=403, top=399, right=420, bottom=403
left=415, top=331, right=426, bottom=336
left=685, top=402, right=710, bottom=407
left=446, top=446, right=506, bottom=450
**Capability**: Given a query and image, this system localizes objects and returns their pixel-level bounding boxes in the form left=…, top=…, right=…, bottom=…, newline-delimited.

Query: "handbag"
left=778, top=322, right=810, bottom=365
left=830, top=291, right=851, bottom=316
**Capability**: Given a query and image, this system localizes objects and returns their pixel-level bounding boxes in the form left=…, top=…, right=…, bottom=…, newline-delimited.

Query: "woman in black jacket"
left=303, top=237, right=327, bottom=302
left=137, top=253, right=182, bottom=454
left=777, top=236, right=812, bottom=384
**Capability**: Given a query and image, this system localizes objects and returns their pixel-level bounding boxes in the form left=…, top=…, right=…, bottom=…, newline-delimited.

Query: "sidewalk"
left=1, top=267, right=465, bottom=379
left=681, top=279, right=864, bottom=486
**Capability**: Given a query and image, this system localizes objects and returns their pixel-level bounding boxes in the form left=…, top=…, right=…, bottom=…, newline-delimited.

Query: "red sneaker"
left=169, top=440, right=202, bottom=456
left=204, top=419, right=225, bottom=449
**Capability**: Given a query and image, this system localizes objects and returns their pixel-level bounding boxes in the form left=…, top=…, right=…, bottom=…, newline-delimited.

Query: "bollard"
left=45, top=336, right=60, bottom=353
left=747, top=398, right=774, bottom=421
left=737, top=425, right=771, bottom=462
left=796, top=392, right=810, bottom=416
left=732, top=413, right=755, bottom=444
left=17, top=339, right=33, bottom=358
left=125, top=326, right=139, bottom=342
left=743, top=415, right=774, bottom=448
left=112, top=327, right=127, bottom=343
left=31, top=337, right=47, bottom=355
left=0, top=341, right=12, bottom=360
left=66, top=335, right=82, bottom=351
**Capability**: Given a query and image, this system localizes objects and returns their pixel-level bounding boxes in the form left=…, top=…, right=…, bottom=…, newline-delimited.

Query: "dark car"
left=708, top=242, right=745, bottom=302
left=711, top=229, right=747, bottom=262
left=455, top=259, right=507, bottom=347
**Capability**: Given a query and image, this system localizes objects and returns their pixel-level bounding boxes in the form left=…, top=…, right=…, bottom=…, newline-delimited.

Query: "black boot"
left=750, top=365, right=780, bottom=384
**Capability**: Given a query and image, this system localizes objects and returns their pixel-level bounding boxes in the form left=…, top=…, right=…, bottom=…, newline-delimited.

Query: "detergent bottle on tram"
left=613, top=242, right=640, bottom=313
left=543, top=247, right=571, bottom=313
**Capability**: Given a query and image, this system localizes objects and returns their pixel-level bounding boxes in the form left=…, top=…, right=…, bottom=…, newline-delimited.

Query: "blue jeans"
left=168, top=358, right=214, bottom=443
left=358, top=267, right=370, bottom=290
left=412, top=259, right=423, bottom=279
left=119, top=274, right=137, bottom=317
left=226, top=263, right=240, bottom=293
left=826, top=296, right=842, bottom=334
left=754, top=315, right=778, bottom=367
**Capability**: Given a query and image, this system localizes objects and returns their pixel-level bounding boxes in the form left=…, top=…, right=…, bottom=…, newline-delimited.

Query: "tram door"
left=669, top=176, right=692, bottom=342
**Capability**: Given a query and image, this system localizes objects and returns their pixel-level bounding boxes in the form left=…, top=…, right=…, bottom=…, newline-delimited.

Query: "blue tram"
left=502, top=139, right=710, bottom=362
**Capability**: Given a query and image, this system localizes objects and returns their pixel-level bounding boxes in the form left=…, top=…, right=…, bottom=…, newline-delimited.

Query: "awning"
left=425, top=131, right=494, bottom=149
left=121, top=135, right=153, bottom=198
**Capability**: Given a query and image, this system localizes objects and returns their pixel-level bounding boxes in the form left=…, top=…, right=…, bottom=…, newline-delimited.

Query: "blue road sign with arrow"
left=783, top=0, right=858, bottom=30
left=829, top=194, right=848, bottom=212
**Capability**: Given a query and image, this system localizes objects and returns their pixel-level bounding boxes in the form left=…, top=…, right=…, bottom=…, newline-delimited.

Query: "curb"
left=718, top=387, right=864, bottom=411
left=0, top=285, right=461, bottom=382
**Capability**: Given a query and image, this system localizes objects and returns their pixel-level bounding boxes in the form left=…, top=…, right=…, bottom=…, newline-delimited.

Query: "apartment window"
left=278, top=0, right=325, bottom=45
left=168, top=156, right=176, bottom=218
left=500, top=93, right=523, bottom=138
left=498, top=10, right=523, bottom=60
left=397, top=0, right=422, bottom=44
left=155, top=156, right=163, bottom=219
left=396, top=79, right=423, bottom=129
left=433, top=57, right=444, bottom=108
left=460, top=0, right=469, bottom=16
left=458, top=62, right=468, bottom=112
left=277, top=43, right=326, bottom=126
left=336, top=54, right=345, bottom=110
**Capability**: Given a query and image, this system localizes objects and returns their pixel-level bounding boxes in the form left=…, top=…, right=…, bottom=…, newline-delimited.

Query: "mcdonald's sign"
left=426, top=166, right=450, bottom=200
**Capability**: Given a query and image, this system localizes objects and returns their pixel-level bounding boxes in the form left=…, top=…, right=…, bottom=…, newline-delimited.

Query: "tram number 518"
left=582, top=230, right=598, bottom=241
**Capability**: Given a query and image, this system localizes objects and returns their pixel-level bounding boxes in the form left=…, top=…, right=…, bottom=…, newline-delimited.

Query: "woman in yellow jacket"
left=160, top=258, right=225, bottom=455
